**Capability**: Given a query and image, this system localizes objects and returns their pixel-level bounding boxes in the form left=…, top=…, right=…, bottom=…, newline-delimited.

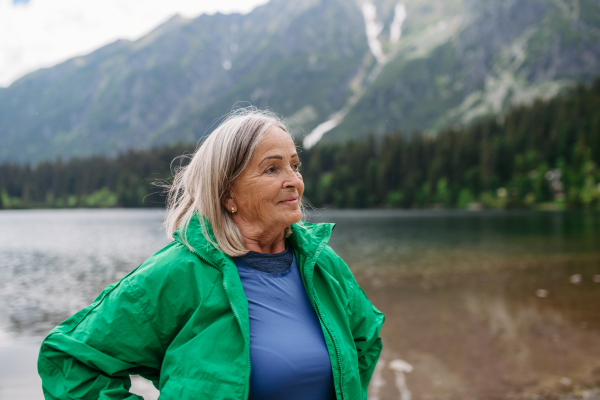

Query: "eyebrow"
left=259, top=153, right=298, bottom=166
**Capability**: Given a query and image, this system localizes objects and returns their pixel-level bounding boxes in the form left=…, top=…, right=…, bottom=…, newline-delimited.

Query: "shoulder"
left=317, top=244, right=345, bottom=271
left=126, top=241, right=198, bottom=279
left=317, top=244, right=357, bottom=286
left=124, top=240, right=222, bottom=301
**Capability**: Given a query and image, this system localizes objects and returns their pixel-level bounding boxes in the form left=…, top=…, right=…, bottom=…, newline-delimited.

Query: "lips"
left=279, top=196, right=299, bottom=204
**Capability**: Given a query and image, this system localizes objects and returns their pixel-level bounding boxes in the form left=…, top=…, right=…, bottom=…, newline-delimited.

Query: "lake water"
left=1, top=209, right=599, bottom=399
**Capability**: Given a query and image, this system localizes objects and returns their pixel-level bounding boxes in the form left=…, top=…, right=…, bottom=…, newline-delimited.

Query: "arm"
left=345, top=263, right=385, bottom=399
left=38, top=277, right=163, bottom=399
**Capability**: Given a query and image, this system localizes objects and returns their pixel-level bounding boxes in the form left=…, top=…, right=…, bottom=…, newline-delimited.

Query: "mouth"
left=278, top=197, right=299, bottom=205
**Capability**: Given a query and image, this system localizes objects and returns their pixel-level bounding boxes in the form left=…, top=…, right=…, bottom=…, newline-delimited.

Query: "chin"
left=279, top=210, right=302, bottom=226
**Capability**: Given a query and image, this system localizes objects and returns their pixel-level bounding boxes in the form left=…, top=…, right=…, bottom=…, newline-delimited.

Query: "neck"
left=243, top=234, right=286, bottom=254
left=233, top=217, right=287, bottom=254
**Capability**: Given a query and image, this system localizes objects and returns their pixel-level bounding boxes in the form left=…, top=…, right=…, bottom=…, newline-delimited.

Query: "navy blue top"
left=233, top=247, right=336, bottom=400
left=237, top=245, right=294, bottom=273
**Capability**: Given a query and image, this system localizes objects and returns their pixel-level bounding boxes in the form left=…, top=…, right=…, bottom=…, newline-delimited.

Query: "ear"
left=221, top=186, right=236, bottom=212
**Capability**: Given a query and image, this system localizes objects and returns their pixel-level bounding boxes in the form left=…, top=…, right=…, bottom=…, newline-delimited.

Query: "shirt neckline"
left=234, top=250, right=296, bottom=277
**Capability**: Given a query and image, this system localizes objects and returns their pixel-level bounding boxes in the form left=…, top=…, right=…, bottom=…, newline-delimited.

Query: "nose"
left=283, top=166, right=303, bottom=188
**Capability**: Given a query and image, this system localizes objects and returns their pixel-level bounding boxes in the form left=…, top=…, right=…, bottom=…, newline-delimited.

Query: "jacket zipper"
left=187, top=247, right=251, bottom=400
left=312, top=289, right=345, bottom=400
left=186, top=241, right=341, bottom=400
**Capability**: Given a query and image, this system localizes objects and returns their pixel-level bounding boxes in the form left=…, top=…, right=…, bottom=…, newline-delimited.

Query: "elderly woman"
left=38, top=109, right=384, bottom=400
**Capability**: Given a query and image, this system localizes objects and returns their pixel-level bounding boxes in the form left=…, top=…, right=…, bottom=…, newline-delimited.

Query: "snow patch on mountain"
left=390, top=3, right=407, bottom=45
left=306, top=1, right=409, bottom=147
left=303, top=119, right=340, bottom=148
left=362, top=1, right=386, bottom=63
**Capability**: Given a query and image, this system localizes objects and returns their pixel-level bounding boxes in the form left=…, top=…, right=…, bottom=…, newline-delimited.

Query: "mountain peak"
left=0, top=0, right=599, bottom=163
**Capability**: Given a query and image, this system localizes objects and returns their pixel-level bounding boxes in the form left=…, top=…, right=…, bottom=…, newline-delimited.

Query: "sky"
left=0, top=0, right=269, bottom=87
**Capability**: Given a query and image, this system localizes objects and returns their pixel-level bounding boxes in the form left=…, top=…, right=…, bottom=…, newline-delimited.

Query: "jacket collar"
left=172, top=213, right=335, bottom=343
left=172, top=212, right=335, bottom=271
left=172, top=213, right=232, bottom=270
left=288, top=221, right=336, bottom=288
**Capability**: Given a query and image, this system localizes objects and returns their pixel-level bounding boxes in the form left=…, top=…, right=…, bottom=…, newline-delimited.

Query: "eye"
left=264, top=165, right=276, bottom=174
left=292, top=162, right=301, bottom=171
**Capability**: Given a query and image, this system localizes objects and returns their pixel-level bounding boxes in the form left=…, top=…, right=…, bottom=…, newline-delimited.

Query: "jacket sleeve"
left=38, top=276, right=164, bottom=399
left=344, top=260, right=385, bottom=400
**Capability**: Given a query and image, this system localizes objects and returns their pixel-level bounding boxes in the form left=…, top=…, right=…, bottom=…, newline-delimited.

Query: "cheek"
left=255, top=184, right=280, bottom=212
left=236, top=178, right=280, bottom=214
left=298, top=175, right=305, bottom=197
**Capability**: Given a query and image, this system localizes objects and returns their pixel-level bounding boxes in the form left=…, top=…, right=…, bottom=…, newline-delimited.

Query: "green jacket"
left=38, top=215, right=384, bottom=399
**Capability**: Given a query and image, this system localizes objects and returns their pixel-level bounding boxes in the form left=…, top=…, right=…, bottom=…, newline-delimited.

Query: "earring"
left=231, top=207, right=235, bottom=213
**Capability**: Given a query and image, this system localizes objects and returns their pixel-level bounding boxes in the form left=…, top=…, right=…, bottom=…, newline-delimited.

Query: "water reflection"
left=361, top=261, right=600, bottom=400
left=308, top=210, right=600, bottom=400
left=1, top=209, right=599, bottom=399
left=0, top=209, right=169, bottom=340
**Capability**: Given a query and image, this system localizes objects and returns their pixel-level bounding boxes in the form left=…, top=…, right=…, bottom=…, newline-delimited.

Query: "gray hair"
left=164, top=108, right=298, bottom=257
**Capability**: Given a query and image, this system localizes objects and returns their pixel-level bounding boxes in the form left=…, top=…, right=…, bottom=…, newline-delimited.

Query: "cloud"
left=0, top=0, right=268, bottom=87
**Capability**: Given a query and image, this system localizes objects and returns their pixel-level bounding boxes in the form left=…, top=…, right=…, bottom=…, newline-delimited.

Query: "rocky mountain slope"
left=328, top=0, right=600, bottom=142
left=1, top=0, right=599, bottom=163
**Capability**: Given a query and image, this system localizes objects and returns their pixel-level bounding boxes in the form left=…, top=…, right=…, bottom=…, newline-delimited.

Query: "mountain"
left=1, top=0, right=599, bottom=163
left=328, top=0, right=600, bottom=141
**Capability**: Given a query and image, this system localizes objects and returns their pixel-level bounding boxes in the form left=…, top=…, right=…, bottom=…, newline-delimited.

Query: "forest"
left=1, top=77, right=599, bottom=210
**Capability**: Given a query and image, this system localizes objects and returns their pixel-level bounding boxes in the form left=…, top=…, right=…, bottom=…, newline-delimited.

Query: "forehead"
left=254, top=126, right=296, bottom=156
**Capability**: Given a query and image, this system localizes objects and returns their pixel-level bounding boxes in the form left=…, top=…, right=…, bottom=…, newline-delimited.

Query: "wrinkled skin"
left=223, top=127, right=304, bottom=254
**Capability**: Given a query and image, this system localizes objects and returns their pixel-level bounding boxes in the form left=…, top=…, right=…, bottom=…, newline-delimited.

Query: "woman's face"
left=228, top=126, right=304, bottom=234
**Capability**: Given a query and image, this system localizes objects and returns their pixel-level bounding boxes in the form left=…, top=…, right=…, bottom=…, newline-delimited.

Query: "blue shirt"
left=233, top=249, right=335, bottom=400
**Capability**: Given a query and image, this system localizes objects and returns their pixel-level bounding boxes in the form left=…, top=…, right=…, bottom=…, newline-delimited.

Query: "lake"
left=1, top=209, right=599, bottom=399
